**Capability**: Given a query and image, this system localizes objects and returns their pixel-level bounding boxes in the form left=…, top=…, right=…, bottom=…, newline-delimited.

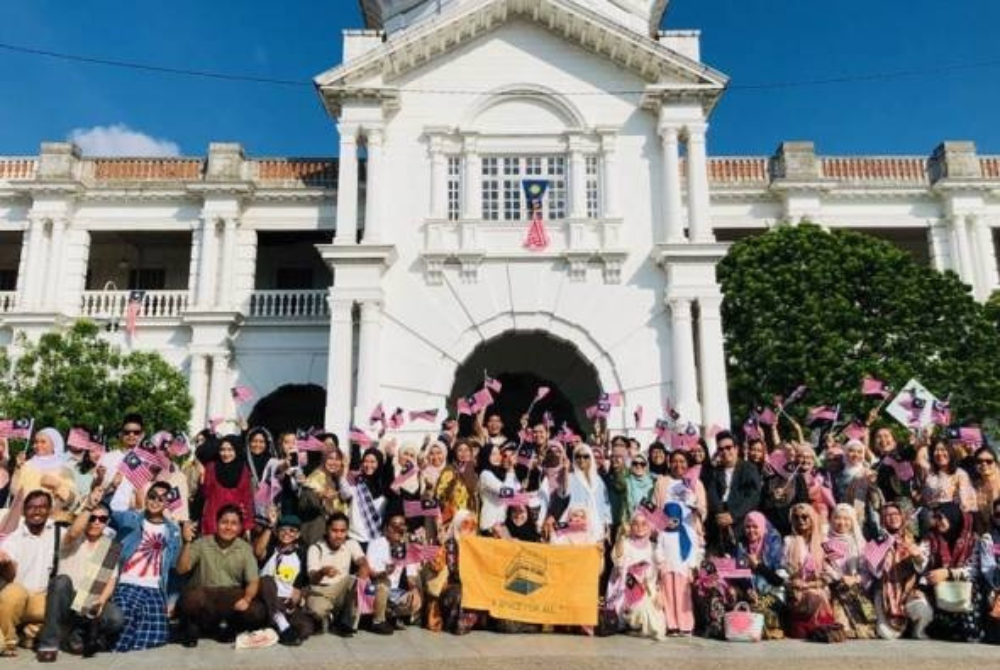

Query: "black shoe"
left=393, top=618, right=407, bottom=631
left=215, top=628, right=236, bottom=645
left=180, top=623, right=200, bottom=648
left=278, top=628, right=302, bottom=647
left=332, top=624, right=356, bottom=638
left=369, top=621, right=394, bottom=636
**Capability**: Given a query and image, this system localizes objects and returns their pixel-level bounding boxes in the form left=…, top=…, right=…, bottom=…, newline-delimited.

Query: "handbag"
left=933, top=580, right=973, bottom=614
left=989, top=590, right=1000, bottom=620
left=724, top=602, right=764, bottom=642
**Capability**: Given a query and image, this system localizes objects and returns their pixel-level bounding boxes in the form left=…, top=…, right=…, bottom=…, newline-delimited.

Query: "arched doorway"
left=449, top=331, right=603, bottom=439
left=248, top=384, right=326, bottom=439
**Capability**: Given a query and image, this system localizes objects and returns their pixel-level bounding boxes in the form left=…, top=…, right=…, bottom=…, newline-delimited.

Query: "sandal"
left=36, top=649, right=58, bottom=663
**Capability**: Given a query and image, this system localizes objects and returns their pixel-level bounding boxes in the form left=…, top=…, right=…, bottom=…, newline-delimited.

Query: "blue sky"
left=1, top=0, right=998, bottom=158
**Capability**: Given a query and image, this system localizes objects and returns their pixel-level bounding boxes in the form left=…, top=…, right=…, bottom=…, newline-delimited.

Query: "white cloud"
left=67, top=124, right=181, bottom=157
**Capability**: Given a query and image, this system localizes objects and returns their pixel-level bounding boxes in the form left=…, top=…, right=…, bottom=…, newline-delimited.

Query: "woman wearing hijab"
left=476, top=443, right=519, bottom=534
left=824, top=504, right=877, bottom=638
left=502, top=504, right=541, bottom=543
left=8, top=428, right=77, bottom=522
left=834, top=439, right=883, bottom=540
left=736, top=511, right=787, bottom=639
left=606, top=511, right=664, bottom=639
left=784, top=503, right=838, bottom=639
left=565, top=444, right=611, bottom=545
left=654, top=450, right=707, bottom=540
left=621, top=453, right=654, bottom=524
left=979, top=498, right=1000, bottom=644
left=656, top=501, right=700, bottom=636
left=871, top=502, right=932, bottom=640
left=346, top=447, right=389, bottom=550
left=647, top=443, right=669, bottom=478
left=794, top=444, right=835, bottom=534
left=245, top=427, right=285, bottom=523
left=921, top=502, right=983, bottom=642
left=199, top=434, right=254, bottom=536
left=435, top=439, right=479, bottom=524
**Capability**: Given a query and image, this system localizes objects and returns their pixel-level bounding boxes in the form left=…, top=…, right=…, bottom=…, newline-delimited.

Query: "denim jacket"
left=111, top=509, right=182, bottom=593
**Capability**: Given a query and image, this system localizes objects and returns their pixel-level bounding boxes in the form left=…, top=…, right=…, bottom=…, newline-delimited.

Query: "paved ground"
left=6, top=629, right=998, bottom=670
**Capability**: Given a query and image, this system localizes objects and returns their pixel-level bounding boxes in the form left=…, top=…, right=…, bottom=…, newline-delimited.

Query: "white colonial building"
left=1, top=0, right=999, bottom=439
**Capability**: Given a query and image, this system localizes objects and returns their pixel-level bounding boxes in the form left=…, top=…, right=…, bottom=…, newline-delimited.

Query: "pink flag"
left=470, top=388, right=494, bottom=413
left=756, top=407, right=777, bottom=426
left=118, top=446, right=166, bottom=489
left=391, top=464, right=417, bottom=491
left=403, top=499, right=441, bottom=518
left=557, top=423, right=576, bottom=443
left=542, top=411, right=554, bottom=429
left=485, top=376, right=503, bottom=393
left=842, top=420, right=868, bottom=442
left=654, top=419, right=670, bottom=440
left=254, top=477, right=281, bottom=510
left=125, top=290, right=144, bottom=339
left=882, top=455, right=914, bottom=482
left=957, top=427, right=984, bottom=446
left=664, top=400, right=680, bottom=422
left=356, top=578, right=376, bottom=615
left=683, top=464, right=702, bottom=488
left=783, top=384, right=808, bottom=408
left=806, top=405, right=838, bottom=424
left=535, top=386, right=551, bottom=402
left=499, top=487, right=531, bottom=506
left=407, top=543, right=442, bottom=563
left=408, top=409, right=439, bottom=423
left=633, top=406, right=644, bottom=428
left=624, top=562, right=649, bottom=608
left=387, top=407, right=406, bottom=430
left=369, top=403, right=386, bottom=427
left=607, top=392, right=623, bottom=407
left=295, top=431, right=326, bottom=452
left=163, top=485, right=184, bottom=513
left=822, top=538, right=849, bottom=560
left=711, top=556, right=752, bottom=580
left=348, top=427, right=372, bottom=447
left=67, top=427, right=105, bottom=455
left=931, top=398, right=951, bottom=427
left=230, top=385, right=254, bottom=404
left=208, top=417, right=224, bottom=434
left=863, top=537, right=894, bottom=573
left=765, top=449, right=792, bottom=478
left=861, top=377, right=891, bottom=399
left=742, top=417, right=762, bottom=442
left=456, top=397, right=472, bottom=416
left=0, top=418, right=33, bottom=440
left=636, top=501, right=669, bottom=532
left=167, top=433, right=190, bottom=458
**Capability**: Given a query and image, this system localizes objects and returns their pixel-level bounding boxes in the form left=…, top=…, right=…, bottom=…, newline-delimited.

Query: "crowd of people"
left=0, top=396, right=998, bottom=662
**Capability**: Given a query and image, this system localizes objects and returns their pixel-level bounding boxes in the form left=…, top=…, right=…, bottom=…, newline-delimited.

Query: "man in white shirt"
left=306, top=512, right=368, bottom=637
left=0, top=490, right=57, bottom=657
left=365, top=513, right=422, bottom=635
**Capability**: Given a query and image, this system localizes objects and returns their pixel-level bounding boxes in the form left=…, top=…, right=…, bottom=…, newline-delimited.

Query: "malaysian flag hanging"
left=125, top=290, right=145, bottom=339
left=522, top=179, right=551, bottom=250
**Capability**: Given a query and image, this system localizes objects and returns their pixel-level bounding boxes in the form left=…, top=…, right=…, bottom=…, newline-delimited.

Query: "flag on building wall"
left=459, top=535, right=600, bottom=626
left=125, top=290, right=145, bottom=339
left=522, top=180, right=551, bottom=250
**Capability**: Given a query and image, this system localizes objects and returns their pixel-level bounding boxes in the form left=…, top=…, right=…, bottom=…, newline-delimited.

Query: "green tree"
left=2, top=320, right=192, bottom=436
left=717, top=223, right=1000, bottom=425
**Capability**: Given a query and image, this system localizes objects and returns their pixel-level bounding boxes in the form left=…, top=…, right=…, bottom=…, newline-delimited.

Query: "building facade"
left=1, top=0, right=999, bottom=439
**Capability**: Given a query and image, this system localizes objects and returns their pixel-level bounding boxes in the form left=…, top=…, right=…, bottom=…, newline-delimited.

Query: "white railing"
left=0, top=292, right=16, bottom=314
left=247, top=290, right=329, bottom=319
left=80, top=290, right=190, bottom=319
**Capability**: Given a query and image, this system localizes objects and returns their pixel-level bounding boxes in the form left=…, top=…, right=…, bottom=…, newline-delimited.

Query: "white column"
left=601, top=135, right=619, bottom=218
left=207, top=351, right=232, bottom=421
left=363, top=128, right=384, bottom=242
left=325, top=293, right=355, bottom=437
left=188, top=352, right=209, bottom=431
left=23, top=216, right=50, bottom=309
left=43, top=217, right=67, bottom=309
left=971, top=215, right=999, bottom=299
left=685, top=123, right=713, bottom=242
left=17, top=218, right=40, bottom=308
left=217, top=217, right=238, bottom=308
left=569, top=142, right=587, bottom=219
left=927, top=220, right=953, bottom=273
left=195, top=216, right=220, bottom=308
left=660, top=126, right=684, bottom=243
left=335, top=127, right=359, bottom=245
left=950, top=214, right=975, bottom=286
left=463, top=139, right=482, bottom=220
left=355, top=299, right=382, bottom=429
left=697, top=295, right=730, bottom=430
left=429, top=141, right=447, bottom=220
left=669, top=296, right=699, bottom=419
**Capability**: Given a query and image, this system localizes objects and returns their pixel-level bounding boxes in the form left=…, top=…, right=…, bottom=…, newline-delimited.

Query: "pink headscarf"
left=744, top=511, right=769, bottom=558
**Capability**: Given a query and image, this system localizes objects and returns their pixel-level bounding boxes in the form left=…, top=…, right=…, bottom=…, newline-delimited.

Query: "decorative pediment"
left=320, top=0, right=726, bottom=116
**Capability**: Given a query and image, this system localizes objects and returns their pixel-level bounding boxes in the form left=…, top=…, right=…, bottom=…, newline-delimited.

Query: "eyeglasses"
left=574, top=454, right=591, bottom=461
left=717, top=445, right=735, bottom=452
left=976, top=459, right=996, bottom=466
left=89, top=514, right=109, bottom=524
left=146, top=493, right=165, bottom=503
left=122, top=429, right=142, bottom=436
left=791, top=513, right=811, bottom=521
left=632, top=461, right=647, bottom=467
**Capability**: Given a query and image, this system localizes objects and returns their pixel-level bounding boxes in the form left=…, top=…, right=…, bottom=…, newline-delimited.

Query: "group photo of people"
left=0, top=376, right=998, bottom=663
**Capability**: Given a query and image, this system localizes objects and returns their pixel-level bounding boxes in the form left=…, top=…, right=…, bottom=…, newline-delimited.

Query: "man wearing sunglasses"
left=35, top=500, right=123, bottom=660
left=705, top=431, right=761, bottom=556
left=105, top=481, right=182, bottom=651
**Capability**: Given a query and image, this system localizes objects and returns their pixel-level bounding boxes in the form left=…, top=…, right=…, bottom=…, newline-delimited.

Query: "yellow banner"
left=459, top=536, right=601, bottom=626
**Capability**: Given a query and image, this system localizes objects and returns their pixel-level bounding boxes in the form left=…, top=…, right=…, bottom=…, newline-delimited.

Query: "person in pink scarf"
left=783, top=503, right=838, bottom=639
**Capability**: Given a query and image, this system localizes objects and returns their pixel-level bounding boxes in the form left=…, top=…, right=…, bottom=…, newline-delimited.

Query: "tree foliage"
left=1, top=320, right=192, bottom=436
left=718, top=223, right=1000, bottom=425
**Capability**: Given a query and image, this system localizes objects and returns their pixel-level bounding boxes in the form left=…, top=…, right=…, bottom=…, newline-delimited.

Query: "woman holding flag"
left=198, top=435, right=254, bottom=536
left=9, top=428, right=77, bottom=522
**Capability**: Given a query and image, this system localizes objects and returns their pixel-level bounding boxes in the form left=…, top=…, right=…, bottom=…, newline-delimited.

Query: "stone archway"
left=248, top=383, right=326, bottom=438
left=449, top=331, right=603, bottom=439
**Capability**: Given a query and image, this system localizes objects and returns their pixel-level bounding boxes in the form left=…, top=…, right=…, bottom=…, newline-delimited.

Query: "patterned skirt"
left=112, top=583, right=170, bottom=652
